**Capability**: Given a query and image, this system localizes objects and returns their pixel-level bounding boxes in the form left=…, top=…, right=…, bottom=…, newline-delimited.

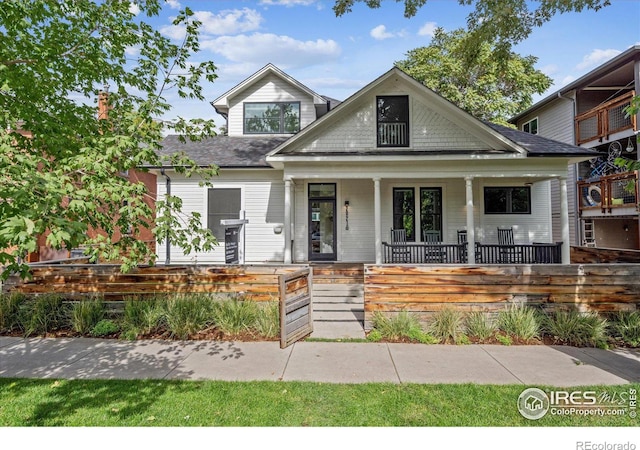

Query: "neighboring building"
left=510, top=45, right=639, bottom=250
left=154, top=63, right=595, bottom=265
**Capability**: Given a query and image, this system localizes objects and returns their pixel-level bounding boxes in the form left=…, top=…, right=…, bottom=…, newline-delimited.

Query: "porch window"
left=522, top=117, right=538, bottom=135
left=377, top=95, right=409, bottom=147
left=207, top=188, right=241, bottom=240
left=484, top=186, right=531, bottom=214
left=393, top=188, right=415, bottom=241
left=244, top=102, right=300, bottom=134
left=420, top=187, right=442, bottom=236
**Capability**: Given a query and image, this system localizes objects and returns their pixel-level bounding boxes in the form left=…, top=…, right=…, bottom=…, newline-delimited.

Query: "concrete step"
left=309, top=282, right=365, bottom=339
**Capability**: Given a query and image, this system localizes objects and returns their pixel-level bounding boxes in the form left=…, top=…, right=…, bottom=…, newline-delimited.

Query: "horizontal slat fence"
left=2, top=264, right=309, bottom=301
left=364, top=264, right=640, bottom=329
left=571, top=246, right=640, bottom=264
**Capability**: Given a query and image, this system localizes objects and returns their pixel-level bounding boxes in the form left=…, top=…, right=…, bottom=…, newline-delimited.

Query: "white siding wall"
left=227, top=73, right=317, bottom=137
left=156, top=169, right=285, bottom=264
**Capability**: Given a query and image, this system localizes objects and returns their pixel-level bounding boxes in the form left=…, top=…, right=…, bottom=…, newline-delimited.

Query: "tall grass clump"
left=253, top=301, right=280, bottom=338
left=543, top=309, right=609, bottom=348
left=429, top=308, right=466, bottom=344
left=371, top=311, right=435, bottom=343
left=121, top=296, right=166, bottom=339
left=212, top=297, right=258, bottom=335
left=465, top=311, right=497, bottom=341
left=71, top=297, right=106, bottom=335
left=0, top=293, right=26, bottom=333
left=22, top=294, right=69, bottom=336
left=497, top=305, right=540, bottom=341
left=165, top=294, right=214, bottom=340
left=610, top=311, right=640, bottom=347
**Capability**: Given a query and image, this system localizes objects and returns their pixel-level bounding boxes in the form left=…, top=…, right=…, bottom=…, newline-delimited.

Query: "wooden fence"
left=363, top=264, right=640, bottom=329
left=571, top=245, right=640, bottom=264
left=1, top=264, right=307, bottom=301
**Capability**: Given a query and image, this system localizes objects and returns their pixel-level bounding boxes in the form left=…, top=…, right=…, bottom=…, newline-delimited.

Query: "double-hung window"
left=244, top=102, right=300, bottom=134
left=207, top=188, right=241, bottom=240
left=377, top=95, right=409, bottom=147
left=484, top=187, right=531, bottom=214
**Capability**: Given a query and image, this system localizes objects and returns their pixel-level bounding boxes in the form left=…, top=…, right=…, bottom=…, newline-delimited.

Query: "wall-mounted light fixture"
left=344, top=200, right=350, bottom=230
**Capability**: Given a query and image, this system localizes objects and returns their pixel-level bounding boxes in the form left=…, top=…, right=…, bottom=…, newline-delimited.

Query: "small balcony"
left=575, top=91, right=636, bottom=145
left=578, top=171, right=639, bottom=217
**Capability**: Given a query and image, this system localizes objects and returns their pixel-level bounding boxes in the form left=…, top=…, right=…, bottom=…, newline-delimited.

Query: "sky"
left=145, top=0, right=640, bottom=125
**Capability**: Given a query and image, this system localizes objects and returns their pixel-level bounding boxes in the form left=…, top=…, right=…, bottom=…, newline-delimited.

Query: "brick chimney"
left=98, top=84, right=110, bottom=120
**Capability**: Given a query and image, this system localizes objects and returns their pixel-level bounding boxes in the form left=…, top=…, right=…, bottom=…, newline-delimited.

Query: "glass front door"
left=309, top=183, right=336, bottom=261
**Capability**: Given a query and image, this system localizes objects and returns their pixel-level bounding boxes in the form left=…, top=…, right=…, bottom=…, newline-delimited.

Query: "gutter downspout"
left=160, top=167, right=171, bottom=265
left=557, top=91, right=580, bottom=247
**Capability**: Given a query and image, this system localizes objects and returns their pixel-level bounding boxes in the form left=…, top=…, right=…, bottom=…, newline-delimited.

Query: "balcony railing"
left=382, top=242, right=562, bottom=264
left=575, top=91, right=636, bottom=145
left=578, top=171, right=639, bottom=214
left=378, top=122, right=408, bottom=147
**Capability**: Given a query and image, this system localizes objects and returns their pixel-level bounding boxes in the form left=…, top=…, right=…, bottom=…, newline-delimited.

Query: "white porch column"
left=374, top=177, right=382, bottom=264
left=284, top=177, right=293, bottom=264
left=465, top=176, right=476, bottom=264
left=559, top=176, right=570, bottom=264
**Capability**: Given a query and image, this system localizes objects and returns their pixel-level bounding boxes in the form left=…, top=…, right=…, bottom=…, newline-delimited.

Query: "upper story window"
left=377, top=95, right=409, bottom=147
left=244, top=102, right=300, bottom=134
left=522, top=117, right=538, bottom=135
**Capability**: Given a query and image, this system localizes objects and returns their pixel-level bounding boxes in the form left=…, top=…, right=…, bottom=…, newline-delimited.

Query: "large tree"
left=0, top=0, right=219, bottom=278
left=334, top=0, right=610, bottom=62
left=396, top=28, right=552, bottom=124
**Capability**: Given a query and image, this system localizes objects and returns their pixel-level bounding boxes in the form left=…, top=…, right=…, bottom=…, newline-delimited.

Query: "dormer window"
left=522, top=117, right=538, bottom=135
left=377, top=95, right=409, bottom=147
left=244, top=102, right=300, bottom=134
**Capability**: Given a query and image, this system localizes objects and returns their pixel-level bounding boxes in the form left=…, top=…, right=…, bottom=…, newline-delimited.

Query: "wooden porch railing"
left=575, top=91, right=636, bottom=145
left=577, top=171, right=639, bottom=213
left=382, top=242, right=562, bottom=264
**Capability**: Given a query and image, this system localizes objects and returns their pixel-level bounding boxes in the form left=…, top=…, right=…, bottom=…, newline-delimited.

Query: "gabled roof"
left=510, top=45, right=640, bottom=123
left=211, top=63, right=326, bottom=112
left=157, top=135, right=289, bottom=168
left=267, top=66, right=595, bottom=161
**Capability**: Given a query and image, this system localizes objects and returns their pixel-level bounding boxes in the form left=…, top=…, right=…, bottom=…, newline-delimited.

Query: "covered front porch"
left=279, top=159, right=574, bottom=265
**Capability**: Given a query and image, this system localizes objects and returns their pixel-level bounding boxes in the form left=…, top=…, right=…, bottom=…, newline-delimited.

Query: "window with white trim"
left=522, top=117, right=538, bottom=135
left=243, top=102, right=300, bottom=134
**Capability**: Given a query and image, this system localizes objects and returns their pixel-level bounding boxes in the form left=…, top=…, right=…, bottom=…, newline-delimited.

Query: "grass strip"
left=0, top=379, right=637, bottom=427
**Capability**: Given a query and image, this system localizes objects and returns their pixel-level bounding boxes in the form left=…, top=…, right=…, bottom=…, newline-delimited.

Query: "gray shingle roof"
left=158, top=135, right=290, bottom=167
left=484, top=122, right=599, bottom=157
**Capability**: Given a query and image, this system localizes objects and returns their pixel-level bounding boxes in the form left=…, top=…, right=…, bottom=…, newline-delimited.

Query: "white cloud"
left=129, top=3, right=140, bottom=15
left=259, top=0, right=318, bottom=5
left=165, top=0, right=181, bottom=9
left=539, top=64, right=559, bottom=76
left=160, top=8, right=263, bottom=41
left=370, top=25, right=394, bottom=40
left=576, top=48, right=621, bottom=70
left=418, top=21, right=438, bottom=38
left=202, top=33, right=341, bottom=68
left=560, top=75, right=576, bottom=86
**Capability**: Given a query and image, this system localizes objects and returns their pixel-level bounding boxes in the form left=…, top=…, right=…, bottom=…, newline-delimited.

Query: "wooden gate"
left=279, top=268, right=313, bottom=348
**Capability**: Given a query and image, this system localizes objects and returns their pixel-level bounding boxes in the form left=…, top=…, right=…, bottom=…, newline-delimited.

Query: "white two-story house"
left=154, top=63, right=595, bottom=265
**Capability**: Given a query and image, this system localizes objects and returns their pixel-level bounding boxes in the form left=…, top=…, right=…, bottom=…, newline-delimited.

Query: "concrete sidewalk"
left=0, top=337, right=639, bottom=386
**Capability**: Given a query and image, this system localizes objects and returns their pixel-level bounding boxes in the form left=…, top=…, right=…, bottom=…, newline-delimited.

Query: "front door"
left=308, top=183, right=336, bottom=261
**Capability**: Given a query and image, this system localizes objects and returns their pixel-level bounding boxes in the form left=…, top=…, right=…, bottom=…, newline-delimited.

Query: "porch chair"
left=457, top=230, right=467, bottom=263
left=390, top=228, right=410, bottom=263
left=422, top=229, right=445, bottom=263
left=497, top=227, right=520, bottom=263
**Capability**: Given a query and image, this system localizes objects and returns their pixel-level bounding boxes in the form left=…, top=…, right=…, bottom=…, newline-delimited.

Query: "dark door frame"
left=308, top=183, right=337, bottom=261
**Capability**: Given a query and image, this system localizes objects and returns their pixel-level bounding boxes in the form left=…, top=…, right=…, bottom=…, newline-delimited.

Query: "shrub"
left=165, top=294, right=214, bottom=340
left=371, top=311, right=432, bottom=343
left=497, top=305, right=540, bottom=341
left=71, top=297, right=106, bottom=335
left=543, top=309, right=609, bottom=348
left=610, top=311, right=640, bottom=347
left=253, top=301, right=280, bottom=338
left=366, top=329, right=383, bottom=342
left=212, top=297, right=258, bottom=335
left=122, top=296, right=166, bottom=338
left=429, top=308, right=466, bottom=344
left=90, top=319, right=120, bottom=337
left=22, top=294, right=69, bottom=336
left=0, top=293, right=26, bottom=333
left=465, top=311, right=497, bottom=341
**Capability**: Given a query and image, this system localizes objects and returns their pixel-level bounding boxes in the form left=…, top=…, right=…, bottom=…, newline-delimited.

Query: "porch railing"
left=575, top=91, right=636, bottom=145
left=382, top=242, right=562, bottom=264
left=577, top=171, right=639, bottom=213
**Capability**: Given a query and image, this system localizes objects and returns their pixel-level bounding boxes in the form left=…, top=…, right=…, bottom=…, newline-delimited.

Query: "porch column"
left=284, top=177, right=293, bottom=264
left=465, top=176, right=476, bottom=264
left=559, top=176, right=570, bottom=264
left=373, top=177, right=382, bottom=264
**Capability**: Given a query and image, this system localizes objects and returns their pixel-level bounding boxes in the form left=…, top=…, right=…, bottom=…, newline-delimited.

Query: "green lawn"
left=0, top=378, right=638, bottom=426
